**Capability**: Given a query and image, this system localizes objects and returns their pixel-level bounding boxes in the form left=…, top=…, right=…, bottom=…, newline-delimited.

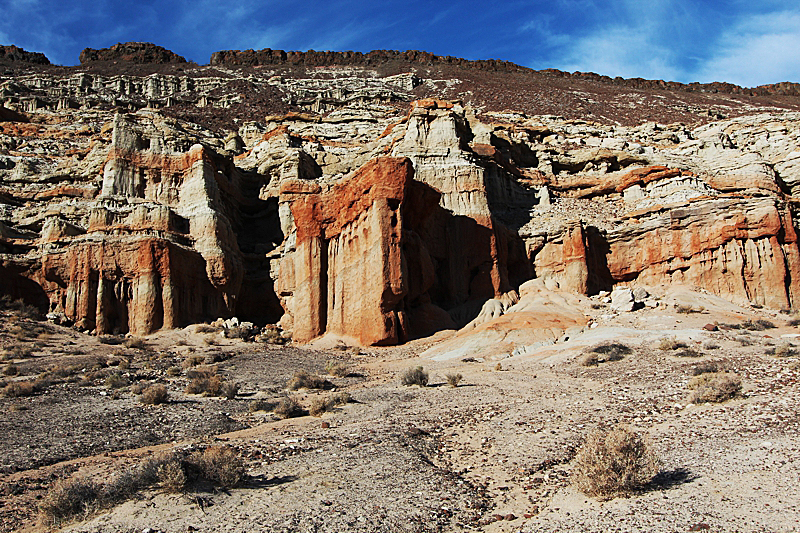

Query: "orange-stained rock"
left=280, top=157, right=413, bottom=345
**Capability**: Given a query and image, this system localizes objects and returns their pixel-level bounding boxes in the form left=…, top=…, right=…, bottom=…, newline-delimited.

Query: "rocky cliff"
left=2, top=43, right=800, bottom=343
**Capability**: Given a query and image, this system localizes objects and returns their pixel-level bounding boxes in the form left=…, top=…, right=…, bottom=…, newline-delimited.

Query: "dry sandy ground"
left=1, top=285, right=799, bottom=533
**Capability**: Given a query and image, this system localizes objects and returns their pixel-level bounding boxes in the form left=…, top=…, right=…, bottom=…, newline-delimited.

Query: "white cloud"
left=557, top=27, right=685, bottom=81
left=695, top=11, right=800, bottom=86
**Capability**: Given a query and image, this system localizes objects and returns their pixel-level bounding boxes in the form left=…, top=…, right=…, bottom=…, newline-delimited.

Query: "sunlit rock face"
left=3, top=44, right=800, bottom=341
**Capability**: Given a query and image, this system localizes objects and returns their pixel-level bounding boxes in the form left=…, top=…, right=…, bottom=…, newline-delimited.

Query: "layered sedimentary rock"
left=3, top=48, right=800, bottom=343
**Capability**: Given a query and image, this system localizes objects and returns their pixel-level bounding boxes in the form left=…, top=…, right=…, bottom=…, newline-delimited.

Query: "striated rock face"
left=3, top=51, right=800, bottom=343
left=79, top=42, right=188, bottom=65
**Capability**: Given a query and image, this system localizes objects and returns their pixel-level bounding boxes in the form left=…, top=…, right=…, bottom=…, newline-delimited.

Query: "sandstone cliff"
left=2, top=45, right=800, bottom=343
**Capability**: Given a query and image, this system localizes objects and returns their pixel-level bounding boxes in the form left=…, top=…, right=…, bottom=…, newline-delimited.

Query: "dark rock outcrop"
left=79, top=42, right=187, bottom=65
left=0, top=45, right=50, bottom=65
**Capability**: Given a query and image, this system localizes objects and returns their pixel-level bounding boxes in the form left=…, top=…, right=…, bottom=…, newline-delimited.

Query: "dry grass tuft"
left=325, top=360, right=349, bottom=377
left=656, top=337, right=687, bottom=351
left=38, top=477, right=100, bottom=526
left=582, top=342, right=631, bottom=366
left=688, top=372, right=741, bottom=403
left=446, top=373, right=463, bottom=387
left=401, top=366, right=429, bottom=386
left=742, top=319, right=775, bottom=331
left=571, top=425, right=660, bottom=500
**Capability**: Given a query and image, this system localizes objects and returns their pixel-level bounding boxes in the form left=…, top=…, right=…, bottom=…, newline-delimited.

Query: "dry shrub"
left=182, top=355, right=205, bottom=369
left=688, top=372, right=741, bottom=403
left=657, top=337, right=686, bottom=351
left=124, top=337, right=146, bottom=350
left=401, top=366, right=429, bottom=386
left=774, top=342, right=796, bottom=357
left=3, top=381, right=35, bottom=398
left=258, top=328, right=288, bottom=344
left=673, top=347, right=702, bottom=358
left=702, top=341, right=719, bottom=350
left=325, top=360, right=349, bottom=377
left=248, top=398, right=276, bottom=413
left=446, top=373, right=463, bottom=387
left=140, top=384, right=169, bottom=405
left=185, top=375, right=223, bottom=396
left=130, top=381, right=149, bottom=395
left=735, top=335, right=754, bottom=346
left=220, top=381, right=239, bottom=399
left=571, top=425, right=659, bottom=500
left=196, top=324, right=222, bottom=333
left=104, top=373, right=129, bottom=389
left=331, top=392, right=350, bottom=405
left=582, top=342, right=632, bottom=366
left=691, top=362, right=719, bottom=376
left=98, top=335, right=123, bottom=345
left=273, top=395, right=304, bottom=419
left=189, top=447, right=245, bottom=488
left=788, top=318, right=800, bottom=327
left=742, top=319, right=775, bottom=331
left=287, top=370, right=328, bottom=391
left=38, top=477, right=100, bottom=526
left=676, top=304, right=704, bottom=314
left=156, top=459, right=187, bottom=493
left=166, top=366, right=181, bottom=377
left=7, top=345, right=34, bottom=359
left=309, top=396, right=334, bottom=417
left=3, top=363, right=19, bottom=376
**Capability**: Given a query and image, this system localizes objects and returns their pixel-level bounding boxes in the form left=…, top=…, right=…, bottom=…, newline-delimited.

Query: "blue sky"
left=1, top=0, right=799, bottom=87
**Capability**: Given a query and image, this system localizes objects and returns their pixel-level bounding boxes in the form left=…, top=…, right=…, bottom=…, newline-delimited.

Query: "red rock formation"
left=278, top=157, right=414, bottom=345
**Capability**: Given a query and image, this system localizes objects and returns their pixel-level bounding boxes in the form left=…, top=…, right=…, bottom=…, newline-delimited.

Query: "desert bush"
left=788, top=318, right=800, bottom=327
left=3, top=363, right=19, bottom=376
left=401, top=366, right=429, bottom=386
left=124, top=337, right=146, bottom=350
left=656, top=337, right=686, bottom=351
left=3, top=381, right=35, bottom=397
left=225, top=325, right=254, bottom=340
left=248, top=398, right=276, bottom=413
left=331, top=392, right=351, bottom=405
left=287, top=370, right=328, bottom=391
left=774, top=342, right=796, bottom=357
left=257, top=328, right=287, bottom=344
left=571, top=425, right=660, bottom=500
left=673, top=347, right=702, bottom=358
left=38, top=477, right=100, bottom=526
left=189, top=446, right=246, bottom=488
left=182, top=355, right=205, bottom=369
left=204, top=352, right=230, bottom=364
left=98, top=335, right=123, bottom=345
left=273, top=395, right=304, bottom=419
left=140, top=384, right=169, bottom=405
left=220, top=381, right=239, bottom=399
left=166, top=366, right=181, bottom=377
left=104, top=373, right=129, bottom=389
left=688, top=372, right=741, bottom=403
left=742, top=319, right=775, bottom=331
left=156, top=459, right=187, bottom=493
left=309, top=396, right=334, bottom=417
left=325, top=360, right=349, bottom=377
left=582, top=342, right=631, bottom=365
left=196, top=324, right=222, bottom=334
left=702, top=341, right=719, bottom=350
left=735, top=335, right=754, bottom=346
left=130, top=381, right=149, bottom=395
left=117, top=358, right=130, bottom=370
left=691, top=362, right=719, bottom=376
left=446, top=373, right=463, bottom=387
left=185, top=375, right=223, bottom=395
left=676, top=304, right=704, bottom=314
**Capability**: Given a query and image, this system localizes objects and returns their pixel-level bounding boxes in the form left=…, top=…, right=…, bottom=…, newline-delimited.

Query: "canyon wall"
left=3, top=54, right=800, bottom=342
